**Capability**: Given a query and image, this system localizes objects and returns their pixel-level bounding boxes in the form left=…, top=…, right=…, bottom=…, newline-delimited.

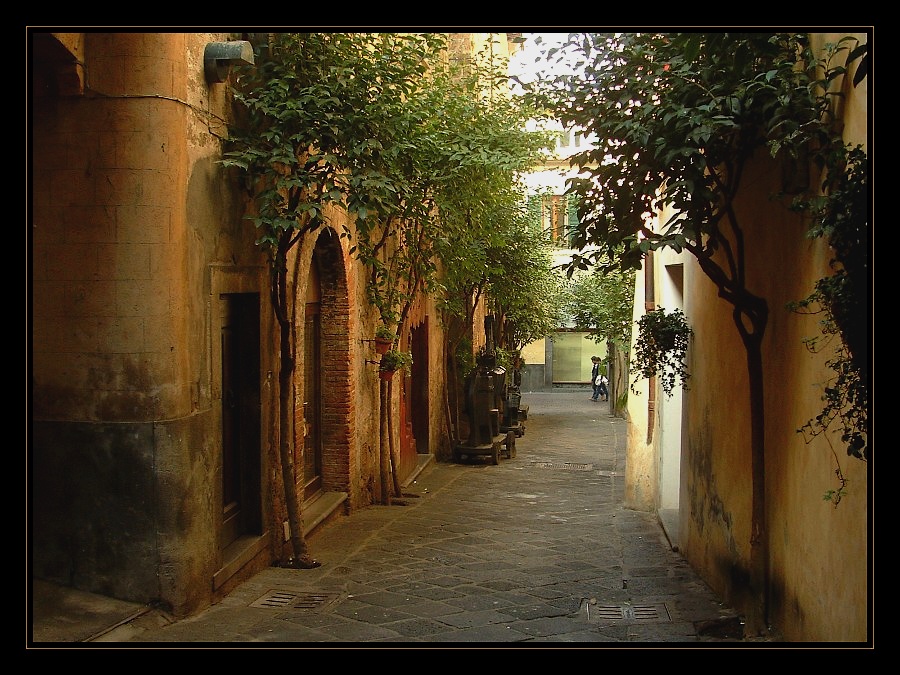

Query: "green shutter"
left=566, top=194, right=579, bottom=247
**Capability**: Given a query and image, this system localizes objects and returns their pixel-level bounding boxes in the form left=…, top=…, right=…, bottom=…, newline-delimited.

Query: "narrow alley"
left=33, top=389, right=758, bottom=647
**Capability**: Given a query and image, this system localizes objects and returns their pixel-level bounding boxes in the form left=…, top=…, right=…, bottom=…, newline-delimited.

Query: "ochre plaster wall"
left=624, top=32, right=869, bottom=642
left=31, top=31, right=453, bottom=617
left=677, top=32, right=868, bottom=641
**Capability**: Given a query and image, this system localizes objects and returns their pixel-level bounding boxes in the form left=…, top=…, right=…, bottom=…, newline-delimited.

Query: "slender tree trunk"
left=442, top=335, right=456, bottom=449
left=272, top=242, right=318, bottom=569
left=276, top=305, right=315, bottom=566
left=278, top=353, right=308, bottom=561
left=379, top=377, right=392, bottom=505
left=388, top=377, right=402, bottom=498
left=697, top=232, right=770, bottom=634
left=743, top=328, right=768, bottom=636
left=732, top=299, right=768, bottom=636
left=448, top=337, right=461, bottom=446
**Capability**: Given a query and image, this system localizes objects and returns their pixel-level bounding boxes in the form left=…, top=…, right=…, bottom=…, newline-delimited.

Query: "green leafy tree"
left=415, top=41, right=554, bottom=447
left=333, top=35, right=456, bottom=504
left=520, top=31, right=866, bottom=637
left=566, top=259, right=637, bottom=410
left=342, top=34, right=551, bottom=482
left=223, top=33, right=552, bottom=520
left=221, top=32, right=449, bottom=562
left=566, top=258, right=636, bottom=356
left=486, top=204, right=569, bottom=355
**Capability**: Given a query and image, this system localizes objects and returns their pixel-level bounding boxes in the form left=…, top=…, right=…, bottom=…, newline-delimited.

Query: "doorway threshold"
left=302, top=491, right=348, bottom=537
left=402, top=453, right=435, bottom=489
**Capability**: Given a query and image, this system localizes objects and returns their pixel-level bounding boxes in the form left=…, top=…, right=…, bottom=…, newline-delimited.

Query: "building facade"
left=29, top=31, right=460, bottom=617
left=625, top=32, right=869, bottom=642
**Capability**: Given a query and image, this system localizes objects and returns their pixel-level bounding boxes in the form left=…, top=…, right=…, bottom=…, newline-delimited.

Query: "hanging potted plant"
left=631, top=307, right=693, bottom=398
left=379, top=349, right=413, bottom=380
left=374, top=324, right=395, bottom=356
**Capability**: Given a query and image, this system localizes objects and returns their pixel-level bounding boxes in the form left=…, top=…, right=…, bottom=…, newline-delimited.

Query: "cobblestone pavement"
left=34, top=390, right=756, bottom=648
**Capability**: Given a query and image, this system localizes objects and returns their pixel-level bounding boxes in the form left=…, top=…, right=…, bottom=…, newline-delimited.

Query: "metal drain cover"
left=250, top=589, right=341, bottom=610
left=531, top=462, right=594, bottom=471
left=589, top=603, right=670, bottom=623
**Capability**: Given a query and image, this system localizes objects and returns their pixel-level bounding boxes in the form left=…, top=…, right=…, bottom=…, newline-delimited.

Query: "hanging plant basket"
left=379, top=349, right=413, bottom=377
left=374, top=337, right=392, bottom=355
left=631, top=307, right=693, bottom=398
left=378, top=369, right=395, bottom=381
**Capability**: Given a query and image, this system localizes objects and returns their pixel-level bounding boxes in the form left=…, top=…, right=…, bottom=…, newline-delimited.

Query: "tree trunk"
left=442, top=336, right=457, bottom=449
left=388, top=377, right=402, bottom=498
left=732, top=298, right=769, bottom=636
left=276, top=299, right=316, bottom=567
left=270, top=239, right=318, bottom=569
left=379, top=377, right=392, bottom=505
left=278, top=358, right=308, bottom=562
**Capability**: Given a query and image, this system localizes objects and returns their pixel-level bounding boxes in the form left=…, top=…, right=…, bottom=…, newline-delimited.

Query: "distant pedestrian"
left=590, top=356, right=602, bottom=401
left=590, top=356, right=609, bottom=402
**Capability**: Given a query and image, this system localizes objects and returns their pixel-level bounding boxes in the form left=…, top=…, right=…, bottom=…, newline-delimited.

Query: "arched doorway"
left=298, top=228, right=353, bottom=509
left=303, top=262, right=323, bottom=502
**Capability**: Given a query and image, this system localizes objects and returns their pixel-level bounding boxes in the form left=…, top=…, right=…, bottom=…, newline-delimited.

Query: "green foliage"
left=426, top=42, right=556, bottom=359
left=494, top=346, right=514, bottom=372
left=631, top=308, right=693, bottom=398
left=485, top=216, right=570, bottom=352
left=380, top=349, right=413, bottom=373
left=520, top=33, right=827, bottom=275
left=788, top=146, right=868, bottom=461
left=333, top=33, right=552, bottom=340
left=222, top=31, right=552, bottom=355
left=375, top=324, right=395, bottom=341
left=521, top=31, right=869, bottom=463
left=454, top=337, right=476, bottom=377
left=223, top=33, right=446, bottom=253
left=566, top=256, right=636, bottom=355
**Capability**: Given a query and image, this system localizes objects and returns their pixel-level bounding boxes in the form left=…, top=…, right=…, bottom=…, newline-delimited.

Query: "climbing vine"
left=789, top=145, right=868, bottom=462
left=786, top=38, right=869, bottom=463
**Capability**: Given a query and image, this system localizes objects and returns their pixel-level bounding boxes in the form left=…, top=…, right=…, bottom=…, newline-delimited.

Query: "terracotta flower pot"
left=379, top=369, right=395, bottom=381
left=374, top=337, right=392, bottom=355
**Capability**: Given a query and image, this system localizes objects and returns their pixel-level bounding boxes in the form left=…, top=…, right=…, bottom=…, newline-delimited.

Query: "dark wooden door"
left=221, top=293, right=262, bottom=548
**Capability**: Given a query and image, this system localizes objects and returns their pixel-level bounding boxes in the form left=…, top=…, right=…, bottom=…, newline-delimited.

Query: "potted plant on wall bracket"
left=631, top=307, right=693, bottom=398
left=374, top=324, right=395, bottom=355
left=379, top=349, right=413, bottom=380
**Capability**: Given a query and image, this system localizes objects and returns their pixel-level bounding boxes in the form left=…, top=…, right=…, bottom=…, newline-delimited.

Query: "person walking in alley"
left=590, top=356, right=602, bottom=401
left=597, top=371, right=609, bottom=401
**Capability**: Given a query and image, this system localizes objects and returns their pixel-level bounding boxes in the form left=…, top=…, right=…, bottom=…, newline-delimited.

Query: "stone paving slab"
left=34, top=391, right=757, bottom=647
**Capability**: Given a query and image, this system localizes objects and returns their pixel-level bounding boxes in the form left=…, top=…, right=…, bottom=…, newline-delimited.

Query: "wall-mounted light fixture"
left=204, top=41, right=255, bottom=84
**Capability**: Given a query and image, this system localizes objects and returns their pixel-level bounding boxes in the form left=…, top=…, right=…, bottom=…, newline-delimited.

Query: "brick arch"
left=310, top=228, right=353, bottom=498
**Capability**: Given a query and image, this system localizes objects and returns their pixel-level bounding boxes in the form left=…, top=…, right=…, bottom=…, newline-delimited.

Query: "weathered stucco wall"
left=623, top=31, right=869, bottom=642
left=31, top=31, right=453, bottom=617
left=677, top=32, right=868, bottom=641
left=31, top=33, right=252, bottom=613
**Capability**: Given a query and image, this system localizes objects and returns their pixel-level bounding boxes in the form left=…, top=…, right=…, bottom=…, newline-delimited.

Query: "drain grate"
left=531, top=462, right=594, bottom=471
left=250, top=589, right=341, bottom=610
left=589, top=603, right=670, bottom=623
